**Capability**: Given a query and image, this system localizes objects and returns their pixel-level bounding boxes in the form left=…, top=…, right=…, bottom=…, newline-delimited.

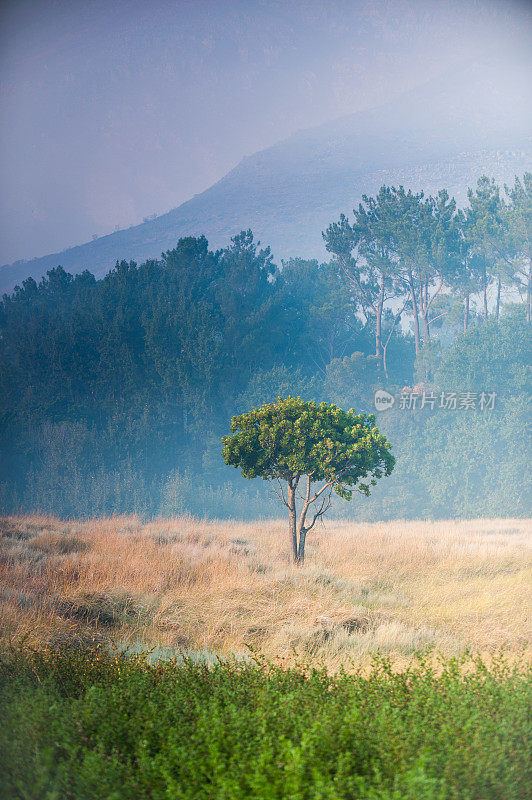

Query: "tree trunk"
left=287, top=483, right=298, bottom=562
left=382, top=342, right=389, bottom=381
left=527, top=265, right=531, bottom=325
left=409, top=284, right=421, bottom=356
left=375, top=305, right=382, bottom=360
left=464, top=294, right=469, bottom=333
left=495, top=277, right=501, bottom=321
left=421, top=309, right=430, bottom=345
left=297, top=528, right=307, bottom=563
left=297, top=498, right=310, bottom=563
left=421, top=282, right=430, bottom=344
left=375, top=277, right=384, bottom=362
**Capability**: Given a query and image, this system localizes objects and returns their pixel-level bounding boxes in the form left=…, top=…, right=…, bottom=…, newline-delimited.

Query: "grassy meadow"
left=1, top=514, right=530, bottom=664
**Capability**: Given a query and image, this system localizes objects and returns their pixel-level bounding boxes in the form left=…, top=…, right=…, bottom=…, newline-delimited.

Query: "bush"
left=1, top=648, right=530, bottom=799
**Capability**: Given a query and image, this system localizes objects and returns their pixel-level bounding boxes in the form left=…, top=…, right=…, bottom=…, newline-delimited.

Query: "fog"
left=1, top=0, right=531, bottom=265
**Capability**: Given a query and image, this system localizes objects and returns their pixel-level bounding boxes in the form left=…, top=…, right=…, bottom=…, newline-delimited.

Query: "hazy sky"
left=1, top=0, right=531, bottom=265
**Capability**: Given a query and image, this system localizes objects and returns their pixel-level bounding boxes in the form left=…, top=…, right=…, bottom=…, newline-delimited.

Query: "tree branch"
left=275, top=477, right=288, bottom=507
left=309, top=478, right=335, bottom=504
left=425, top=279, right=444, bottom=313
left=383, top=298, right=408, bottom=350
left=269, top=479, right=288, bottom=507
left=338, top=258, right=377, bottom=314
left=305, top=488, right=333, bottom=533
left=427, top=310, right=448, bottom=327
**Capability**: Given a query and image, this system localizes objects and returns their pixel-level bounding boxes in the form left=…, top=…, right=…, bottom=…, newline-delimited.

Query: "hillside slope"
left=2, top=63, right=530, bottom=293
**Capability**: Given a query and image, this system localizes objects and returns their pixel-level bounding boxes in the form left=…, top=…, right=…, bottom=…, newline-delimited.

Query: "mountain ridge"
left=2, top=63, right=530, bottom=294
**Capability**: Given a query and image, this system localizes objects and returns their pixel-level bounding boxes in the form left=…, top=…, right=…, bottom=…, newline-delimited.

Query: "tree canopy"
left=222, top=397, right=394, bottom=561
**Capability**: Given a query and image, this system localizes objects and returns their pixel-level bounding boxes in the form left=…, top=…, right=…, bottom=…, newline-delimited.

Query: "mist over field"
left=0, top=4, right=531, bottom=796
left=0, top=1, right=531, bottom=521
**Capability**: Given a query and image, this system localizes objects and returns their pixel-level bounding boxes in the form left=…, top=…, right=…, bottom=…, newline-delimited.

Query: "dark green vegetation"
left=223, top=398, right=394, bottom=561
left=0, top=176, right=530, bottom=519
left=1, top=649, right=530, bottom=800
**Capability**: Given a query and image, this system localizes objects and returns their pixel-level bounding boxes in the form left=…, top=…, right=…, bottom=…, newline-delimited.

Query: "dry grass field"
left=1, top=514, right=530, bottom=667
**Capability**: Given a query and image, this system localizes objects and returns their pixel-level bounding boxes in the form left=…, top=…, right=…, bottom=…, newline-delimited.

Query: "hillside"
left=1, top=62, right=530, bottom=293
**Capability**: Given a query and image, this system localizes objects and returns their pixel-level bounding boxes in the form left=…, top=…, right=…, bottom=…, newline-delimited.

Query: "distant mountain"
left=1, top=62, right=530, bottom=294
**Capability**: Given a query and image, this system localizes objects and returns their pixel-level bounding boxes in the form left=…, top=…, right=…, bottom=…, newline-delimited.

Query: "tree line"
left=0, top=175, right=530, bottom=519
left=324, top=174, right=531, bottom=377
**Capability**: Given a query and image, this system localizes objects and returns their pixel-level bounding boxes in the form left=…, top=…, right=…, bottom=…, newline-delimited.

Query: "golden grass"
left=1, top=514, right=530, bottom=668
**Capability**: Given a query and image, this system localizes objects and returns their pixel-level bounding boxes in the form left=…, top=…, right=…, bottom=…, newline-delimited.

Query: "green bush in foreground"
left=0, top=649, right=530, bottom=800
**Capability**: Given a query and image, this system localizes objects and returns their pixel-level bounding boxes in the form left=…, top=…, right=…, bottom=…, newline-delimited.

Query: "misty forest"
left=1, top=174, right=530, bottom=520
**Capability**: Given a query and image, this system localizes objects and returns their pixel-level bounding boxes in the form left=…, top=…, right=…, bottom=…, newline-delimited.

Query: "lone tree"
left=222, top=397, right=395, bottom=563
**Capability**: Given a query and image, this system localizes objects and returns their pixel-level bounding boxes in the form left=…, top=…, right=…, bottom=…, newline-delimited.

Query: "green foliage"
left=279, top=258, right=368, bottom=373
left=417, top=397, right=531, bottom=517
left=325, top=174, right=531, bottom=365
left=505, top=174, right=532, bottom=315
left=324, top=185, right=461, bottom=362
left=323, top=352, right=381, bottom=411
left=222, top=397, right=394, bottom=500
left=435, top=309, right=531, bottom=394
left=235, top=365, right=316, bottom=413
left=1, top=649, right=530, bottom=800
left=161, top=469, right=277, bottom=519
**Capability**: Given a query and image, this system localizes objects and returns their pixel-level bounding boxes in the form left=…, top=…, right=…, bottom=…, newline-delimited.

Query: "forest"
left=0, top=174, right=530, bottom=520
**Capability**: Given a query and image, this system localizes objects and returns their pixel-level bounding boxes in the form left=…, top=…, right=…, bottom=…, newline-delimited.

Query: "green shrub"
left=0, top=648, right=530, bottom=799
